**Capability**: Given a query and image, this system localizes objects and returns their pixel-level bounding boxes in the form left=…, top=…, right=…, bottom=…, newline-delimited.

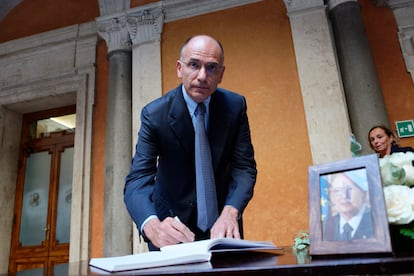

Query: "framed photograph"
left=308, top=154, right=392, bottom=256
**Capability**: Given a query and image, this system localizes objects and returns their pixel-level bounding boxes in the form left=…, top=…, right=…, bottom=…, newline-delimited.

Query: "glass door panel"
left=19, top=151, right=51, bottom=246
left=55, top=147, right=74, bottom=243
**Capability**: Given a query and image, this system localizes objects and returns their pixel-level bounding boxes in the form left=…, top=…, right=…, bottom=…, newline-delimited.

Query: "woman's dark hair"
left=367, top=125, right=398, bottom=150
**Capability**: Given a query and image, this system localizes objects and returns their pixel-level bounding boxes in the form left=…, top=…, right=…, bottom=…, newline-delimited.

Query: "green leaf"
left=400, top=227, right=414, bottom=239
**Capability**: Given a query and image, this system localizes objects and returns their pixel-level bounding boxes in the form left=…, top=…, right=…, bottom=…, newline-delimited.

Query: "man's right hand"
left=143, top=217, right=195, bottom=249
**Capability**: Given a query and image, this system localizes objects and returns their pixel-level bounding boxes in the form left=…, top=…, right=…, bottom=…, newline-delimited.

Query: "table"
left=67, top=247, right=414, bottom=275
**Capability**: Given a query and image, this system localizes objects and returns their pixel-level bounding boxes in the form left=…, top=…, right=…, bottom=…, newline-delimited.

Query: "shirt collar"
left=181, top=85, right=211, bottom=117
left=339, top=205, right=367, bottom=234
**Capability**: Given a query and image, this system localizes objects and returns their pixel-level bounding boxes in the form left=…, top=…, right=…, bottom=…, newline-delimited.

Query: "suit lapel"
left=168, top=87, right=194, bottom=156
left=167, top=87, right=231, bottom=168
left=353, top=210, right=373, bottom=239
left=209, top=91, right=231, bottom=169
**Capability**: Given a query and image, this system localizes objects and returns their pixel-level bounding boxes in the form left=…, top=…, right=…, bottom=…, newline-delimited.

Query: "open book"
left=89, top=238, right=281, bottom=272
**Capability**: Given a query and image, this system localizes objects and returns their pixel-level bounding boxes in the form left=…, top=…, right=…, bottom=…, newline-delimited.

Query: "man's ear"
left=217, top=66, right=225, bottom=84
left=176, top=60, right=183, bottom=78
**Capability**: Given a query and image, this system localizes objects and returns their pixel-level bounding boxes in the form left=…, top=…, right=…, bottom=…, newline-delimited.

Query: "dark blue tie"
left=195, top=103, right=218, bottom=231
left=342, top=223, right=353, bottom=240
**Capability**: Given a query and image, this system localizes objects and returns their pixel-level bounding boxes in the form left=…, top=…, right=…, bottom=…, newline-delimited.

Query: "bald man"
left=124, top=35, right=257, bottom=250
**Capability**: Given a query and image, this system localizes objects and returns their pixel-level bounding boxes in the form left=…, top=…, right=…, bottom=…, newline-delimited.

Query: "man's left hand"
left=210, top=205, right=240, bottom=239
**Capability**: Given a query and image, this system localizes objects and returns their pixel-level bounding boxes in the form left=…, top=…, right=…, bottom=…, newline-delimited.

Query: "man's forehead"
left=183, top=38, right=223, bottom=61
left=331, top=175, right=354, bottom=186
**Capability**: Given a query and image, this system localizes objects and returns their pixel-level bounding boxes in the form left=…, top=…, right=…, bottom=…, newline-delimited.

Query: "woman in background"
left=368, top=125, right=414, bottom=158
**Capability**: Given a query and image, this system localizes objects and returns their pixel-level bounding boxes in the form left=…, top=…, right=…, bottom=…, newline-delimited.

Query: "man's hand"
left=143, top=217, right=195, bottom=248
left=210, top=205, right=240, bottom=239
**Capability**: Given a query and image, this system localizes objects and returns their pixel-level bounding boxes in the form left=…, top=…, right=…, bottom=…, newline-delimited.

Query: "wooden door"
left=9, top=106, right=75, bottom=274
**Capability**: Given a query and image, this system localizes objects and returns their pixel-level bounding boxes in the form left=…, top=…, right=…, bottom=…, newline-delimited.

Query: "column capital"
left=96, top=14, right=132, bottom=53
left=126, top=6, right=164, bottom=46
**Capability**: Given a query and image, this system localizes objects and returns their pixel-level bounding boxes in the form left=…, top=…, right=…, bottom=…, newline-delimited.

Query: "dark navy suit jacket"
left=323, top=210, right=374, bottom=241
left=124, top=85, right=257, bottom=242
left=390, top=144, right=414, bottom=154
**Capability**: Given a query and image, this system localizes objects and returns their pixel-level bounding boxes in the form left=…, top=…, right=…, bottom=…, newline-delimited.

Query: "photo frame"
left=308, top=154, right=392, bottom=256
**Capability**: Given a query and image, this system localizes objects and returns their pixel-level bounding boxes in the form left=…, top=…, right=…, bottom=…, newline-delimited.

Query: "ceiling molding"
left=97, top=0, right=263, bottom=23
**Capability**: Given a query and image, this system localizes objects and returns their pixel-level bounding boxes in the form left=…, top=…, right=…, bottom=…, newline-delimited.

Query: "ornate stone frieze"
left=96, top=0, right=262, bottom=51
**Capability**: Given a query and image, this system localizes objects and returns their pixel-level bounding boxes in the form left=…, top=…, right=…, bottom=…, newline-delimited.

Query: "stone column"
left=97, top=15, right=133, bottom=257
left=284, top=0, right=352, bottom=164
left=126, top=6, right=164, bottom=253
left=327, top=0, right=389, bottom=154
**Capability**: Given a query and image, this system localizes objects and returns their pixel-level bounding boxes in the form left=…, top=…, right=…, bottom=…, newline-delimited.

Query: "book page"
left=161, top=238, right=279, bottom=254
left=89, top=238, right=281, bottom=272
left=208, top=239, right=279, bottom=252
left=161, top=239, right=213, bottom=254
left=89, top=250, right=211, bottom=272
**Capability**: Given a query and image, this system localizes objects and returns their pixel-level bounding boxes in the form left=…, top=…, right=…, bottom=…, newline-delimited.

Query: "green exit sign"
left=395, top=120, right=414, bottom=138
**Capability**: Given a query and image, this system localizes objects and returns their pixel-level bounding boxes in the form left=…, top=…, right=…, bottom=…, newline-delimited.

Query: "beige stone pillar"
left=284, top=0, right=352, bottom=164
left=126, top=5, right=164, bottom=254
